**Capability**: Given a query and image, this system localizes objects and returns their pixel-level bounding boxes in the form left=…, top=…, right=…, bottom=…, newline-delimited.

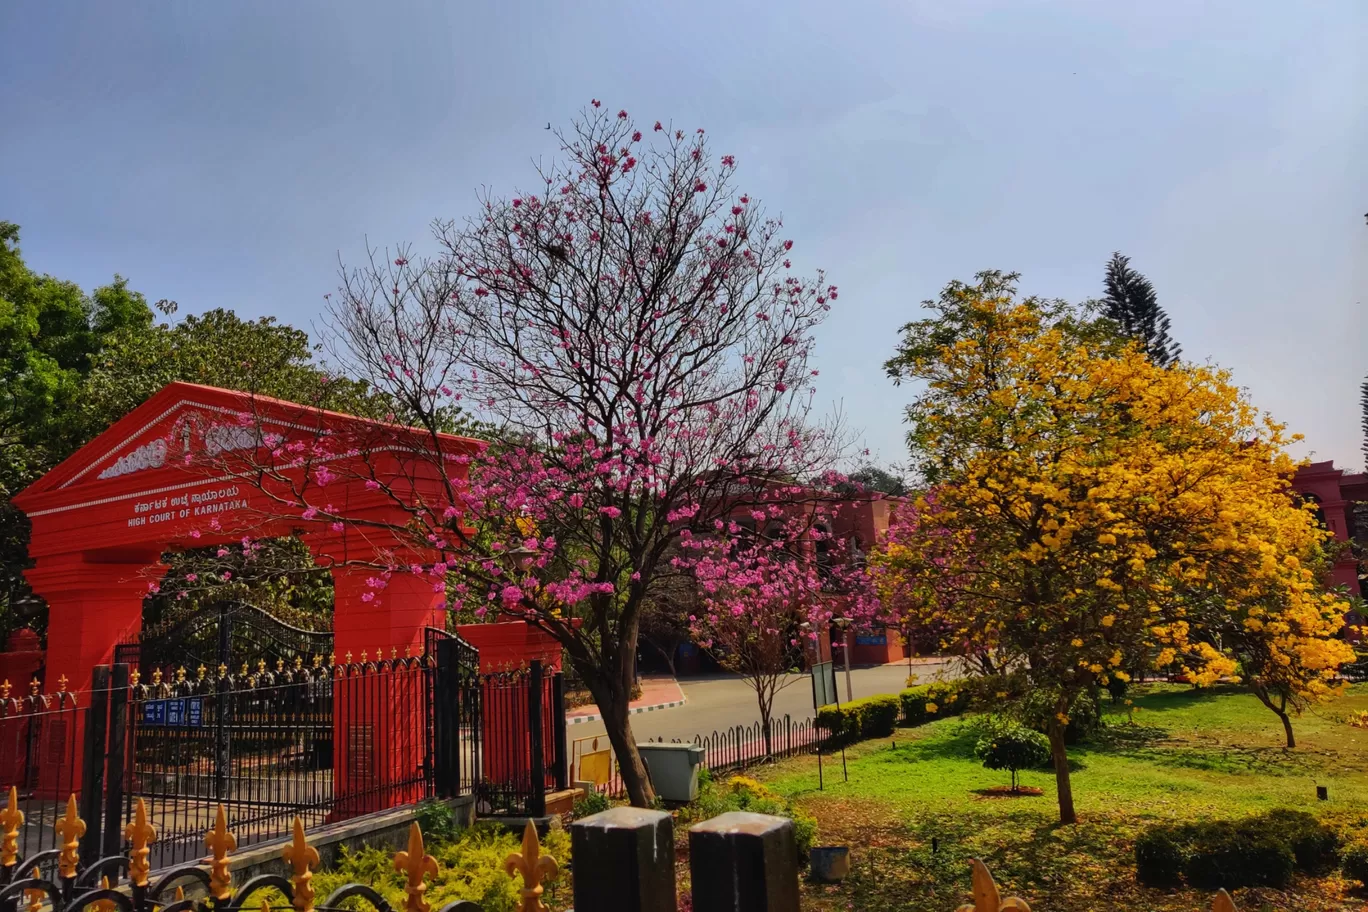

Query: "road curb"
left=568, top=696, right=687, bottom=725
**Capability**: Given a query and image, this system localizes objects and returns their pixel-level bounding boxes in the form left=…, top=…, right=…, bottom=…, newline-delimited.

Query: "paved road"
left=566, top=657, right=961, bottom=749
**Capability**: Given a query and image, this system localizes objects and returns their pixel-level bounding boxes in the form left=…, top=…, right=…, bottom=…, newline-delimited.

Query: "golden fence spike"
left=124, top=798, right=156, bottom=887
left=129, top=670, right=141, bottom=688
left=24, top=867, right=43, bottom=912
left=955, top=859, right=1030, bottom=912
left=93, top=875, right=116, bottom=912
left=503, top=821, right=558, bottom=912
left=56, top=675, right=69, bottom=693
left=175, top=666, right=187, bottom=683
left=54, top=795, right=85, bottom=880
left=1, top=785, right=23, bottom=867
left=1, top=680, right=10, bottom=700
left=281, top=817, right=319, bottom=912
left=360, top=650, right=368, bottom=664
left=206, top=804, right=237, bottom=901
left=393, top=822, right=438, bottom=912
left=1212, top=889, right=1237, bottom=912
left=197, top=665, right=208, bottom=681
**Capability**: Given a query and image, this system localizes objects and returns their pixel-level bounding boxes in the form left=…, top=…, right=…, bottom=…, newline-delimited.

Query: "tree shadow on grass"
left=881, top=720, right=1089, bottom=772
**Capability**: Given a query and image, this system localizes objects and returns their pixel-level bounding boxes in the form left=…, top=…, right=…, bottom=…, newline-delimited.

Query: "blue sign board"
left=142, top=697, right=203, bottom=728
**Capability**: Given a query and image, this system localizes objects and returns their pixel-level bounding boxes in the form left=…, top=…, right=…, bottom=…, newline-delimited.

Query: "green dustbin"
left=637, top=742, right=706, bottom=802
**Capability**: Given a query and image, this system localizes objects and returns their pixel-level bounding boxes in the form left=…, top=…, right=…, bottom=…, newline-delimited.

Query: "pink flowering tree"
left=681, top=498, right=879, bottom=754
left=866, top=494, right=995, bottom=675
left=208, top=103, right=852, bottom=806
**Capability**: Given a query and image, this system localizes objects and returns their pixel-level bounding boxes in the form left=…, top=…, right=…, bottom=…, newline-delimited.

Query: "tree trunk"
left=570, top=638, right=657, bottom=807
left=1046, top=719, right=1077, bottom=824
left=1250, top=682, right=1297, bottom=749
left=1278, top=710, right=1296, bottom=749
left=600, top=692, right=656, bottom=806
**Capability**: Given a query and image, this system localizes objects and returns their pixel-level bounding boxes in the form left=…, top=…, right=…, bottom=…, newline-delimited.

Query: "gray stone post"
left=689, top=811, right=799, bottom=912
left=570, top=806, right=676, bottom=912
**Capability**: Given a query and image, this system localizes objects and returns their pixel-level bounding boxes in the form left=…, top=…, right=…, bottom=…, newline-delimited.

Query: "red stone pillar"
left=23, top=556, right=156, bottom=796
left=328, top=567, right=444, bottom=817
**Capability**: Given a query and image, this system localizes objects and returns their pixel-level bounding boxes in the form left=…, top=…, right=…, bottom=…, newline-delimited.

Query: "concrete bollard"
left=689, top=811, right=799, bottom=912
left=570, top=806, right=676, bottom=912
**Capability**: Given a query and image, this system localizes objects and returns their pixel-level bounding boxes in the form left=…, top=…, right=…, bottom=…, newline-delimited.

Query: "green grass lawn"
left=754, top=683, right=1368, bottom=912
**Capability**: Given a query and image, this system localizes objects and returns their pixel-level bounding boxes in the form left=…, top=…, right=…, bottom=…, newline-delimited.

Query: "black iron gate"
left=114, top=599, right=334, bottom=675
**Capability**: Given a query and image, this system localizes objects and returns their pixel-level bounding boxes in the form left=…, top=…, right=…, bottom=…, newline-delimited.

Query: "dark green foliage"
left=816, top=694, right=901, bottom=743
left=571, top=789, right=612, bottom=820
left=1258, top=809, right=1339, bottom=874
left=1341, top=841, right=1368, bottom=886
left=1183, top=826, right=1294, bottom=890
left=1134, top=810, right=1337, bottom=889
left=412, top=798, right=460, bottom=843
left=1134, top=825, right=1189, bottom=887
left=973, top=720, right=1050, bottom=791
left=1101, top=252, right=1181, bottom=367
left=837, top=464, right=908, bottom=497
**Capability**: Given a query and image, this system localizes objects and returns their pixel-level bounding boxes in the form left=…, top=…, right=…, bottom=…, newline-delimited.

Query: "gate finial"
left=55, top=795, right=84, bottom=880
left=125, top=798, right=156, bottom=887
left=282, top=817, right=319, bottom=912
left=206, top=804, right=237, bottom=900
left=504, top=822, right=558, bottom=912
left=394, top=822, right=438, bottom=912
left=956, top=859, right=1029, bottom=912
left=1, top=786, right=23, bottom=867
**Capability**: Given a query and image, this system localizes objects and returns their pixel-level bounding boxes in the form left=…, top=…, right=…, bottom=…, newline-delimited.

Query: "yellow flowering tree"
left=874, top=271, right=1353, bottom=824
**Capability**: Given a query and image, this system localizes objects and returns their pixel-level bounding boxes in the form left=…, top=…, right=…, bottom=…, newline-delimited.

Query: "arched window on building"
left=813, top=523, right=834, bottom=583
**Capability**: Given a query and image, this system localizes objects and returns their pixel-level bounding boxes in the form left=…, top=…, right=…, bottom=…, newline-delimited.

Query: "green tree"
left=839, top=464, right=908, bottom=497
left=0, top=223, right=155, bottom=637
left=1101, top=252, right=1181, bottom=367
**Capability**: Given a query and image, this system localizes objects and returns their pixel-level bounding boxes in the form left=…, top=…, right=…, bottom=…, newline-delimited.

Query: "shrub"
left=1184, top=824, right=1294, bottom=890
left=690, top=775, right=816, bottom=861
left=571, top=789, right=613, bottom=820
left=899, top=683, right=968, bottom=726
left=973, top=720, right=1049, bottom=791
left=412, top=798, right=460, bottom=843
left=815, top=694, right=901, bottom=743
left=1134, top=810, right=1331, bottom=890
left=309, top=823, right=572, bottom=912
left=1341, top=841, right=1368, bottom=886
left=1135, top=825, right=1192, bottom=888
left=1259, top=809, right=1339, bottom=875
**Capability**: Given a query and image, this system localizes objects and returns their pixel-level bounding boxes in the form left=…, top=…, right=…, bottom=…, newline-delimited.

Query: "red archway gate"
left=12, top=381, right=482, bottom=798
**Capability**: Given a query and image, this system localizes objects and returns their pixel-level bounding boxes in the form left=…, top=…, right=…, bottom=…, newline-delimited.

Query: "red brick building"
left=1290, top=461, right=1367, bottom=599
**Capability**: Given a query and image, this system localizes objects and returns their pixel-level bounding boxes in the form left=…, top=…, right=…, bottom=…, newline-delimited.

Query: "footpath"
left=566, top=674, right=686, bottom=725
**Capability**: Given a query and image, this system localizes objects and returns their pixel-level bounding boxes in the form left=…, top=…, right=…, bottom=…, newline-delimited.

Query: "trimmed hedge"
left=816, top=694, right=900, bottom=743
left=900, top=683, right=970, bottom=726
left=1342, top=841, right=1368, bottom=886
left=1134, top=810, right=1337, bottom=890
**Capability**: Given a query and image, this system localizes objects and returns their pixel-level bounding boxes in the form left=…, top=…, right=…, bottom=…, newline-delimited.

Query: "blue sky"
left=3, top=0, right=1364, bottom=471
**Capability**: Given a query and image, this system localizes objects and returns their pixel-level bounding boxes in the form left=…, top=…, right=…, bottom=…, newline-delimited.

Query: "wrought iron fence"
left=0, top=677, right=83, bottom=863
left=0, top=788, right=1247, bottom=912
left=574, top=714, right=823, bottom=799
